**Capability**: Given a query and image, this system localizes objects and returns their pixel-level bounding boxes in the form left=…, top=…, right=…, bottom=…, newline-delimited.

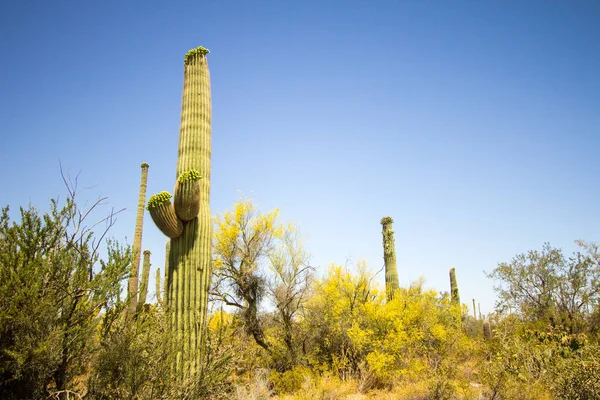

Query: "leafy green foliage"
left=0, top=194, right=130, bottom=399
left=88, top=305, right=173, bottom=399
left=487, top=242, right=600, bottom=334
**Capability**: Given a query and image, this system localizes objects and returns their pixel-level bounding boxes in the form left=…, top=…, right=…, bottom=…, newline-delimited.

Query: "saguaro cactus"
left=156, top=268, right=162, bottom=305
left=483, top=320, right=492, bottom=339
left=380, top=217, right=399, bottom=300
left=147, top=46, right=212, bottom=376
left=137, top=250, right=151, bottom=311
left=128, top=162, right=149, bottom=314
left=449, top=268, right=460, bottom=305
left=472, top=298, right=477, bottom=319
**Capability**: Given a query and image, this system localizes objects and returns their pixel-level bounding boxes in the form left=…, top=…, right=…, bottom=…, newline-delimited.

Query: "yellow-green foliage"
left=270, top=366, right=314, bottom=394
left=302, top=264, right=474, bottom=397
left=213, top=198, right=282, bottom=272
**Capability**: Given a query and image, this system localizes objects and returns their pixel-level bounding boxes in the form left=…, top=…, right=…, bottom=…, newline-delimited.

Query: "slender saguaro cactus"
left=147, top=46, right=212, bottom=377
left=449, top=268, right=460, bottom=305
left=156, top=268, right=162, bottom=305
left=128, top=162, right=149, bottom=314
left=472, top=299, right=477, bottom=319
left=137, top=250, right=151, bottom=311
left=380, top=217, right=399, bottom=301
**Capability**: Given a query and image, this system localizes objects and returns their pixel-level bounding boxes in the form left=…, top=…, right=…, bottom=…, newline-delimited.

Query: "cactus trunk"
left=137, top=250, right=151, bottom=312
left=128, top=162, right=149, bottom=315
left=472, top=298, right=477, bottom=319
left=380, top=217, right=399, bottom=301
left=166, top=46, right=212, bottom=377
left=449, top=268, right=460, bottom=305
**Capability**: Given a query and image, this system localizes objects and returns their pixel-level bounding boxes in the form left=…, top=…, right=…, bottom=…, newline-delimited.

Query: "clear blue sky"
left=1, top=0, right=599, bottom=315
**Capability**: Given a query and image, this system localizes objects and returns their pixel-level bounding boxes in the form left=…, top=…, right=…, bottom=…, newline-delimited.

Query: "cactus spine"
left=148, top=46, right=212, bottom=377
left=128, top=162, right=149, bottom=315
left=380, top=217, right=399, bottom=301
left=449, top=268, right=460, bottom=305
left=137, top=250, right=151, bottom=311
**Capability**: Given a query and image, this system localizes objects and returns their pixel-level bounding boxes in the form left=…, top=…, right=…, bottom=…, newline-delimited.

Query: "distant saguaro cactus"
left=155, top=268, right=162, bottom=305
left=380, top=217, right=399, bottom=300
left=483, top=320, right=492, bottom=339
left=147, top=46, right=212, bottom=377
left=472, top=298, right=477, bottom=319
left=128, top=162, right=149, bottom=315
left=137, top=250, right=151, bottom=311
left=449, top=268, right=460, bottom=305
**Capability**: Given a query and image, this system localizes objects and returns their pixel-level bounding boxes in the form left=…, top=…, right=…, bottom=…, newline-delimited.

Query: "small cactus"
left=137, top=250, right=151, bottom=312
left=380, top=217, right=399, bottom=301
left=156, top=267, right=162, bottom=305
left=449, top=268, right=460, bottom=305
left=483, top=320, right=492, bottom=339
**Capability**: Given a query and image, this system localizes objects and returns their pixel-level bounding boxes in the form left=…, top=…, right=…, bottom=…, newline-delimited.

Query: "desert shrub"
left=0, top=197, right=130, bottom=399
left=269, top=366, right=313, bottom=394
left=87, top=306, right=173, bottom=399
left=301, top=264, right=477, bottom=398
left=553, top=344, right=600, bottom=400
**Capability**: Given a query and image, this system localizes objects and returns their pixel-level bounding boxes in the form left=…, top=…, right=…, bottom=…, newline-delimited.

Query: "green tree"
left=487, top=242, right=600, bottom=334
left=0, top=184, right=130, bottom=399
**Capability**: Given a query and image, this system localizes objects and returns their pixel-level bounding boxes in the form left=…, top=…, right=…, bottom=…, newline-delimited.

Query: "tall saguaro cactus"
left=449, top=267, right=460, bottom=305
left=380, top=217, right=399, bottom=300
left=128, top=162, right=149, bottom=314
left=147, top=46, right=212, bottom=377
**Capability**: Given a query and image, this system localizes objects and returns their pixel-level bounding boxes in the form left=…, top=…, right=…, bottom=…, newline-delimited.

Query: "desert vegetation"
left=1, top=46, right=599, bottom=400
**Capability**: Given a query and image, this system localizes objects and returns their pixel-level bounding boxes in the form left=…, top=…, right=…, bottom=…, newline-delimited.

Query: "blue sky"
left=1, top=0, right=599, bottom=314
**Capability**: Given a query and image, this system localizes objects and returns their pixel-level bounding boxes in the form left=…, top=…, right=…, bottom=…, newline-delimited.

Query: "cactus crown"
left=143, top=250, right=151, bottom=256
left=184, top=46, right=210, bottom=65
left=147, top=191, right=173, bottom=210
left=381, top=216, right=394, bottom=225
left=177, top=169, right=202, bottom=183
left=141, top=162, right=149, bottom=168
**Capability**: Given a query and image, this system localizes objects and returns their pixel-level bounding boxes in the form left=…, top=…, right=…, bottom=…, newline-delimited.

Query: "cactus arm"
left=147, top=192, right=184, bottom=238
left=127, top=162, right=149, bottom=314
left=137, top=250, right=151, bottom=312
left=174, top=170, right=202, bottom=221
left=380, top=216, right=399, bottom=301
